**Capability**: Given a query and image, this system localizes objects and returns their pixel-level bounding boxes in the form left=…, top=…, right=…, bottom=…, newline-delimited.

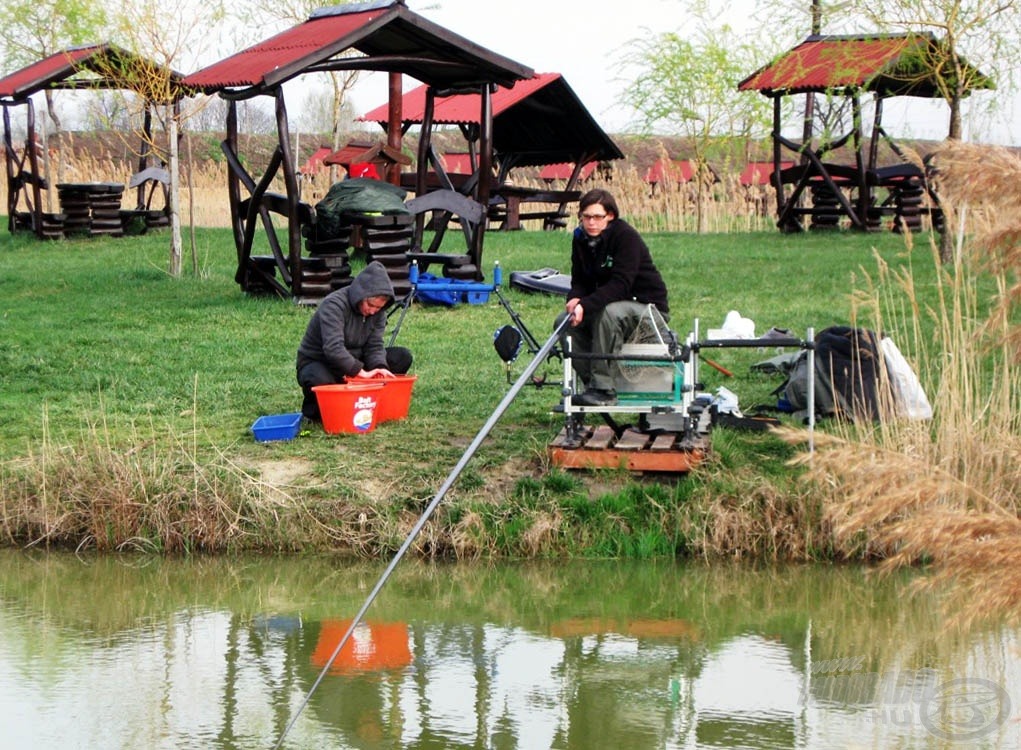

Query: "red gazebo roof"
left=183, top=2, right=532, bottom=94
left=299, top=146, right=333, bottom=175
left=738, top=33, right=992, bottom=98
left=363, top=72, right=558, bottom=124
left=360, top=73, right=622, bottom=168
left=539, top=161, right=598, bottom=181
left=440, top=153, right=475, bottom=175
left=739, top=161, right=795, bottom=186
left=645, top=159, right=695, bottom=184
left=0, top=43, right=184, bottom=103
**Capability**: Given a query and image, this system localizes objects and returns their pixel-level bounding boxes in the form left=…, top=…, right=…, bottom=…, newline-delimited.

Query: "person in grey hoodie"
left=296, top=261, right=413, bottom=422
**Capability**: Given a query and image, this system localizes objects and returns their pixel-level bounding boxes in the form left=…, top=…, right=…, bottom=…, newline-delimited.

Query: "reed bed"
left=2, top=137, right=779, bottom=233
left=784, top=141, right=1021, bottom=626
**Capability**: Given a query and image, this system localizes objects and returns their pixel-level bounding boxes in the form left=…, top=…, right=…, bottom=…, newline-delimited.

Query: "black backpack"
left=774, top=326, right=890, bottom=421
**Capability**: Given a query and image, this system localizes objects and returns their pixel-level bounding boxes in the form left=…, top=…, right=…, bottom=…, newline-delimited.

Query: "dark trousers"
left=555, top=302, right=669, bottom=391
left=297, top=346, right=412, bottom=421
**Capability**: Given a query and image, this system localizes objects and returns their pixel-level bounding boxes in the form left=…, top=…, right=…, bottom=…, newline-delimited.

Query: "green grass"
left=0, top=222, right=953, bottom=556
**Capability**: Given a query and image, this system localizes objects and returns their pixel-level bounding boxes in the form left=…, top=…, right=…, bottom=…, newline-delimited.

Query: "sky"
left=341, top=0, right=1015, bottom=146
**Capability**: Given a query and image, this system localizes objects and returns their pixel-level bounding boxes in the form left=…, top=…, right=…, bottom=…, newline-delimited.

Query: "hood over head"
left=348, top=261, right=395, bottom=308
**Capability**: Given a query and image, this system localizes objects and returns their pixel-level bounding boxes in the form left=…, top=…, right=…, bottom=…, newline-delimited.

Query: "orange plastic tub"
left=312, top=382, right=385, bottom=434
left=351, top=374, right=418, bottom=422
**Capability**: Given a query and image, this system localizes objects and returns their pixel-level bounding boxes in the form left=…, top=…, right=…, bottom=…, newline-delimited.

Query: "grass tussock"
left=688, top=479, right=827, bottom=562
left=0, top=410, right=395, bottom=554
left=785, top=140, right=1021, bottom=626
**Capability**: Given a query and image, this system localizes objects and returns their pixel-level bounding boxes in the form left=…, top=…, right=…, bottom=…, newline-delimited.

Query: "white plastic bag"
left=711, top=386, right=741, bottom=416
left=707, top=310, right=756, bottom=340
left=881, top=337, right=933, bottom=420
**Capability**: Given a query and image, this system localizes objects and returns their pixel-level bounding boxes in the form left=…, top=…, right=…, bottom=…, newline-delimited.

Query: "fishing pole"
left=272, top=314, right=571, bottom=749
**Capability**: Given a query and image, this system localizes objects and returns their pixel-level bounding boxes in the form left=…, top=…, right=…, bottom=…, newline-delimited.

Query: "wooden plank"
left=548, top=425, right=593, bottom=448
left=585, top=425, right=615, bottom=450
left=548, top=422, right=708, bottom=473
left=614, top=429, right=650, bottom=451
left=649, top=433, right=678, bottom=451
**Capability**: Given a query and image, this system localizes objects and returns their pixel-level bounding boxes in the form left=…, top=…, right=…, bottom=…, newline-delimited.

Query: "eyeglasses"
left=580, top=212, right=608, bottom=221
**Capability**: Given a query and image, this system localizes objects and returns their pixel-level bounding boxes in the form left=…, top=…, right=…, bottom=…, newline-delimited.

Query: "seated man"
left=556, top=189, right=670, bottom=406
left=296, top=261, right=412, bottom=422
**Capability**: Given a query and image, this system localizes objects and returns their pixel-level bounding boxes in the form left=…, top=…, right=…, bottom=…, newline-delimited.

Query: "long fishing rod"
left=273, top=314, right=572, bottom=749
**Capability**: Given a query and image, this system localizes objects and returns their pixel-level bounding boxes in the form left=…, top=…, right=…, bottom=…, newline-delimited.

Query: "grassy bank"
left=0, top=219, right=988, bottom=559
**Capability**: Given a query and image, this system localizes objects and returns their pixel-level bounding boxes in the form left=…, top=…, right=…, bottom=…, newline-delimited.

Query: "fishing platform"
left=548, top=323, right=811, bottom=474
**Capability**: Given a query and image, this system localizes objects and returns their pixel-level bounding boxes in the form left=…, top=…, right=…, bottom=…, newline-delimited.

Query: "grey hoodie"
left=296, top=261, right=395, bottom=377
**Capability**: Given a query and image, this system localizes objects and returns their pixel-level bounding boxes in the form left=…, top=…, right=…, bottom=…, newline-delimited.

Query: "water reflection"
left=0, top=551, right=1016, bottom=749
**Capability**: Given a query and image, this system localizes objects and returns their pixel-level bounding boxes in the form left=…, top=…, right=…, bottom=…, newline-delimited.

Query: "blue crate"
left=251, top=412, right=302, bottom=442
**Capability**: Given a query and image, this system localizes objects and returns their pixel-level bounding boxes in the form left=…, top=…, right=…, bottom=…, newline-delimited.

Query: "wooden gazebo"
left=0, top=44, right=184, bottom=239
left=182, top=0, right=534, bottom=300
left=738, top=33, right=992, bottom=233
left=361, top=72, right=622, bottom=233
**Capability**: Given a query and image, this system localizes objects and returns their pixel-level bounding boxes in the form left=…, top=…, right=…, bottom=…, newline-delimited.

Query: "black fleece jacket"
left=567, top=218, right=669, bottom=317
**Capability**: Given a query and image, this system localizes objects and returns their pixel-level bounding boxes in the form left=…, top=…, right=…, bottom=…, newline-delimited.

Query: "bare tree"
left=240, top=0, right=363, bottom=181
left=83, top=90, right=134, bottom=132
left=107, top=0, right=227, bottom=276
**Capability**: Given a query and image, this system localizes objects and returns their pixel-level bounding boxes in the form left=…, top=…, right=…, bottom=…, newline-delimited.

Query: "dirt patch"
left=484, top=456, right=544, bottom=496
left=250, top=457, right=319, bottom=489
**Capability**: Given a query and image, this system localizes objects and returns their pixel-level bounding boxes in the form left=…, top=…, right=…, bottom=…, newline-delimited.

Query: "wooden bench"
left=120, top=167, right=171, bottom=234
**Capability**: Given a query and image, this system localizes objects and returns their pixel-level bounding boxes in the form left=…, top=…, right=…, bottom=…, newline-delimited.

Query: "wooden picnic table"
left=489, top=185, right=581, bottom=231
left=56, top=182, right=125, bottom=237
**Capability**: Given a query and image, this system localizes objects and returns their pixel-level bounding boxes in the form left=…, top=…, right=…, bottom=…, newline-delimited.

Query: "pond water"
left=1, top=550, right=1017, bottom=749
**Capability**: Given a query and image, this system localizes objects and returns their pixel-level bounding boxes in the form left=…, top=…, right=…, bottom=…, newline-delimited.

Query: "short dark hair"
left=578, top=188, right=619, bottom=218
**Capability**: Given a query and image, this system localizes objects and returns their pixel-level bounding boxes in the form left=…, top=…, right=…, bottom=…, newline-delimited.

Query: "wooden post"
left=852, top=94, right=868, bottom=229
left=225, top=101, right=244, bottom=261
left=275, top=88, right=302, bottom=295
left=473, top=84, right=493, bottom=278
left=771, top=95, right=787, bottom=225
left=25, top=99, right=43, bottom=237
left=413, top=87, right=436, bottom=249
left=387, top=72, right=403, bottom=186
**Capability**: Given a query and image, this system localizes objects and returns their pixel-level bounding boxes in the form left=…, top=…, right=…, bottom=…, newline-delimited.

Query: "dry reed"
left=784, top=141, right=1021, bottom=627
left=1, top=142, right=780, bottom=233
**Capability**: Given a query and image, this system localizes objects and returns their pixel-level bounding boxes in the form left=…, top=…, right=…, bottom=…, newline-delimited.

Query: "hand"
left=358, top=368, right=395, bottom=379
left=566, top=298, right=584, bottom=326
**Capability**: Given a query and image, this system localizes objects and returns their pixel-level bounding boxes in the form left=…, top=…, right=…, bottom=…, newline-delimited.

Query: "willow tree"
left=0, top=0, right=108, bottom=132
left=839, top=0, right=1017, bottom=141
left=619, top=5, right=772, bottom=232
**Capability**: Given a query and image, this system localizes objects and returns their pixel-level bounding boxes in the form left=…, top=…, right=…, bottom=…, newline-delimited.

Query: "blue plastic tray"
left=251, top=413, right=302, bottom=442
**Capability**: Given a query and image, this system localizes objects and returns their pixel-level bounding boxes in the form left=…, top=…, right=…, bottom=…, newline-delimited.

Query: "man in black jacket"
left=296, top=261, right=412, bottom=422
left=557, top=189, right=669, bottom=406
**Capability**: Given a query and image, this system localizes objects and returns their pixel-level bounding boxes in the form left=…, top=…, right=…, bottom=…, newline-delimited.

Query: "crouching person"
left=296, top=261, right=413, bottom=422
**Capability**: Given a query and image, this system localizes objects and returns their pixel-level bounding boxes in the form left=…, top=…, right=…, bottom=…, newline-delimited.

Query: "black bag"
left=775, top=326, right=890, bottom=421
